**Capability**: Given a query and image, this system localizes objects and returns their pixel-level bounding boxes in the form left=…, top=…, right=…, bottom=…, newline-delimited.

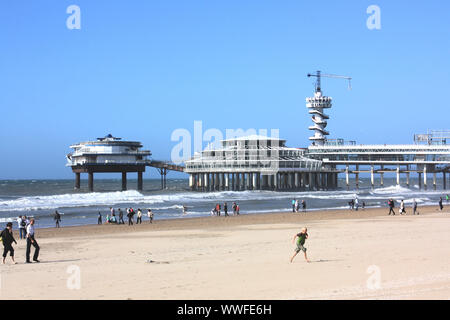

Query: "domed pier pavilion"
left=66, top=134, right=151, bottom=192
left=184, top=135, right=339, bottom=191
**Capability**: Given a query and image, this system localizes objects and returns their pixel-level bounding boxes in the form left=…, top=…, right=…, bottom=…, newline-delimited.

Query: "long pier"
left=307, top=143, right=450, bottom=190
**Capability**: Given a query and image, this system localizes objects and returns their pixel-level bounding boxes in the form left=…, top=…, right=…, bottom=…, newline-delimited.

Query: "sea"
left=0, top=178, right=447, bottom=229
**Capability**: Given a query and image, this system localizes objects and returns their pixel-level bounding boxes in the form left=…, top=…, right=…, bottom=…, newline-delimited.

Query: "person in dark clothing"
left=97, top=212, right=102, bottom=225
left=224, top=203, right=228, bottom=217
left=1, top=222, right=17, bottom=264
left=232, top=202, right=237, bottom=215
left=54, top=210, right=61, bottom=228
left=388, top=199, right=396, bottom=215
left=301, top=200, right=306, bottom=213
left=118, top=209, right=125, bottom=224
left=127, top=208, right=134, bottom=225
left=439, top=197, right=444, bottom=211
left=26, top=218, right=40, bottom=263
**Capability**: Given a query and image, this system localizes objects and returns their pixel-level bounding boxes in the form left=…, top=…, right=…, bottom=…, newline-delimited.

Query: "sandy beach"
left=1, top=205, right=449, bottom=300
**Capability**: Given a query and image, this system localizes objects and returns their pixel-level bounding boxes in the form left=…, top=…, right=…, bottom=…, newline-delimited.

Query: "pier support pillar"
left=433, top=172, right=437, bottom=190
left=355, top=165, right=359, bottom=190
left=380, top=165, right=384, bottom=187
left=137, top=172, right=143, bottom=191
left=252, top=173, right=257, bottom=191
left=345, top=165, right=349, bottom=190
left=75, top=173, right=80, bottom=189
left=225, top=173, right=229, bottom=190
left=189, top=174, right=193, bottom=190
left=308, top=173, right=313, bottom=190
left=218, top=173, right=223, bottom=191
left=121, top=172, right=127, bottom=191
left=203, top=174, right=207, bottom=191
left=89, top=172, right=94, bottom=192
left=423, top=166, right=427, bottom=190
left=406, top=165, right=410, bottom=188
left=418, top=172, right=422, bottom=189
left=396, top=165, right=400, bottom=186
left=370, top=166, right=374, bottom=189
left=444, top=172, right=447, bottom=190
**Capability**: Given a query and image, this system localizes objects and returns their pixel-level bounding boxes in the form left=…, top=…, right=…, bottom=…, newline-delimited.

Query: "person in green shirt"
left=290, top=227, right=310, bottom=263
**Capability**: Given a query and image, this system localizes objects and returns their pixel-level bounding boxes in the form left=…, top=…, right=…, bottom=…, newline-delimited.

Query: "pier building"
left=67, top=134, right=151, bottom=191
left=185, top=135, right=338, bottom=191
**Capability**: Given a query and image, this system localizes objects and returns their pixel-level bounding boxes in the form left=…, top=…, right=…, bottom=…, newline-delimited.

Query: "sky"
left=0, top=0, right=449, bottom=179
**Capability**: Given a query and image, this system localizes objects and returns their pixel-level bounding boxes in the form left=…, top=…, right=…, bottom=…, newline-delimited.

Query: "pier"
left=67, top=134, right=185, bottom=192
left=67, top=135, right=151, bottom=192
left=185, top=135, right=339, bottom=191
left=307, top=142, right=450, bottom=190
left=304, top=71, right=450, bottom=191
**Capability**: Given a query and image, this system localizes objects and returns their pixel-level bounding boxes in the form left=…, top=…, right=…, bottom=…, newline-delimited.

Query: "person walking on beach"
left=224, top=203, right=228, bottom=217
left=127, top=208, right=134, bottom=225
left=118, top=208, right=124, bottom=224
left=97, top=211, right=102, bottom=225
left=136, top=209, right=142, bottom=224
left=183, top=205, right=187, bottom=215
left=25, top=218, right=40, bottom=263
left=215, top=204, right=221, bottom=216
left=295, top=199, right=299, bottom=213
left=362, top=202, right=366, bottom=210
left=388, top=199, right=396, bottom=215
left=232, top=202, right=237, bottom=215
left=348, top=199, right=354, bottom=211
left=147, top=209, right=154, bottom=223
left=17, top=215, right=26, bottom=239
left=236, top=204, right=240, bottom=215
left=446, top=194, right=449, bottom=203
left=290, top=227, right=310, bottom=263
left=54, top=210, right=61, bottom=228
left=413, top=199, right=419, bottom=215
left=400, top=200, right=406, bottom=215
left=354, top=198, right=359, bottom=211
left=439, top=197, right=444, bottom=211
left=1, top=222, right=17, bottom=264
left=301, top=200, right=306, bottom=213
left=292, top=199, right=296, bottom=212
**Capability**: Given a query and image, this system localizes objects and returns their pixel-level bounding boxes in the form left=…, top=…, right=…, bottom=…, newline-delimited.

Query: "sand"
left=0, top=205, right=449, bottom=300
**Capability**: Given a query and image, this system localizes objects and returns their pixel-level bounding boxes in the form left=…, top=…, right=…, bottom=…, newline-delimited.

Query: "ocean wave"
left=0, top=186, right=446, bottom=213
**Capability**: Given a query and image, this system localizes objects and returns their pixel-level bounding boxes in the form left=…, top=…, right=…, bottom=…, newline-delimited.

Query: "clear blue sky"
left=1, top=0, right=449, bottom=179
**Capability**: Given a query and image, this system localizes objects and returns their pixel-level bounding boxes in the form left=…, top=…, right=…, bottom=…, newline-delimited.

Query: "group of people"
left=1, top=217, right=40, bottom=264
left=211, top=202, right=240, bottom=216
left=348, top=198, right=365, bottom=211
left=101, top=207, right=154, bottom=225
left=291, top=199, right=306, bottom=213
left=388, top=197, right=446, bottom=215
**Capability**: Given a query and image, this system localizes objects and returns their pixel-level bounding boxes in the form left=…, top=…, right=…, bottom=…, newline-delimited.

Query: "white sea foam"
left=0, top=185, right=445, bottom=213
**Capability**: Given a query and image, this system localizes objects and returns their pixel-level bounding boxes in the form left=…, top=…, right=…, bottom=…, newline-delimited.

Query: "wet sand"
left=1, top=205, right=449, bottom=299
